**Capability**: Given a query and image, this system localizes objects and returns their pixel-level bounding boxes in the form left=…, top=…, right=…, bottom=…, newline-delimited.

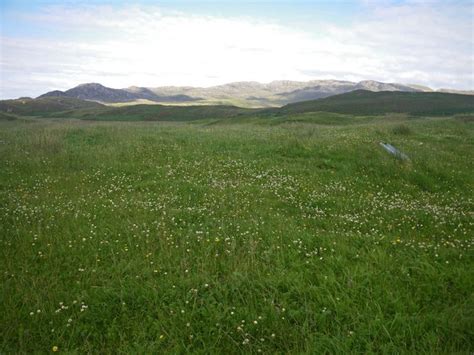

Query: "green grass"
left=0, top=114, right=473, bottom=353
left=72, top=104, right=256, bottom=122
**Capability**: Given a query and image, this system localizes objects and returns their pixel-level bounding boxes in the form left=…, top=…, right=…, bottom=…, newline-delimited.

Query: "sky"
left=0, top=0, right=473, bottom=99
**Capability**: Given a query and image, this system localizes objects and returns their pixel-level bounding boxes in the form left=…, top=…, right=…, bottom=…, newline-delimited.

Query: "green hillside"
left=275, top=90, right=474, bottom=116
left=0, top=97, right=255, bottom=121
left=1, top=90, right=473, bottom=122
left=68, top=104, right=256, bottom=121
left=0, top=112, right=17, bottom=121
left=0, top=97, right=104, bottom=116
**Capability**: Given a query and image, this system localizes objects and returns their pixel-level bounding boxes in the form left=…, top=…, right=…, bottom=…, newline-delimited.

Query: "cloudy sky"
left=0, top=0, right=472, bottom=99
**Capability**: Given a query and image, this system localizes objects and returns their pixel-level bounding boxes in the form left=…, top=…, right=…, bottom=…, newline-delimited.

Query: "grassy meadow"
left=1, top=113, right=473, bottom=353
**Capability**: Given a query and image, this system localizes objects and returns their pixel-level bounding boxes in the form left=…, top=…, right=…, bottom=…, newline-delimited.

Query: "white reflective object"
left=380, top=142, right=409, bottom=160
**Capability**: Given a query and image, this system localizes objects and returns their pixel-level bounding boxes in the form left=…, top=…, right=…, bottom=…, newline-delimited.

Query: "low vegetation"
left=0, top=97, right=103, bottom=116
left=1, top=90, right=473, bottom=122
left=276, top=90, right=474, bottom=116
left=0, top=110, right=473, bottom=353
left=74, top=104, right=255, bottom=122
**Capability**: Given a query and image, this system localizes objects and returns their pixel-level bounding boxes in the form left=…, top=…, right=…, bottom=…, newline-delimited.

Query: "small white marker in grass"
left=380, top=142, right=410, bottom=160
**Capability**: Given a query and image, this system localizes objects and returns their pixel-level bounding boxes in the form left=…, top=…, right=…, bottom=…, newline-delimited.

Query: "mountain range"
left=3, top=89, right=473, bottom=122
left=37, top=80, right=474, bottom=108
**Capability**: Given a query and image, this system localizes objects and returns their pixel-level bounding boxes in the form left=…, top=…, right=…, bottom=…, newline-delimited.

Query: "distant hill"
left=34, top=79, right=465, bottom=107
left=0, top=112, right=17, bottom=121
left=438, top=88, right=474, bottom=95
left=38, top=83, right=200, bottom=104
left=0, top=97, right=104, bottom=116
left=69, top=104, right=255, bottom=122
left=274, top=90, right=474, bottom=116
left=134, top=80, right=429, bottom=107
left=0, top=96, right=255, bottom=121
left=2, top=90, right=473, bottom=122
left=274, top=80, right=420, bottom=104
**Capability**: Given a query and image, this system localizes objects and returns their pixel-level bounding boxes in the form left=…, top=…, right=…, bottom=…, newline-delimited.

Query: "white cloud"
left=1, top=2, right=472, bottom=98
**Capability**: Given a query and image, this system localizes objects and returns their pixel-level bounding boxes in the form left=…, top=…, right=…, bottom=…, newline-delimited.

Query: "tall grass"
left=0, top=116, right=473, bottom=353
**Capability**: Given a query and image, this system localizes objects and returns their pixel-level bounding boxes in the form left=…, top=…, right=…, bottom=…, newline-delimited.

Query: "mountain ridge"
left=38, top=83, right=200, bottom=104
left=36, top=80, right=473, bottom=108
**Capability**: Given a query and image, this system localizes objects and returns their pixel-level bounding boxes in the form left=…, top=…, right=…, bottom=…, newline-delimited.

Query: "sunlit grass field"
left=1, top=114, right=473, bottom=353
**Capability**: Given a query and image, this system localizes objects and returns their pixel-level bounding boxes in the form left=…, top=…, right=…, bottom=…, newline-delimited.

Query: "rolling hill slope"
left=274, top=90, right=474, bottom=116
left=0, top=97, right=255, bottom=121
left=67, top=104, right=255, bottom=121
left=2, top=90, right=474, bottom=122
left=0, top=97, right=104, bottom=116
